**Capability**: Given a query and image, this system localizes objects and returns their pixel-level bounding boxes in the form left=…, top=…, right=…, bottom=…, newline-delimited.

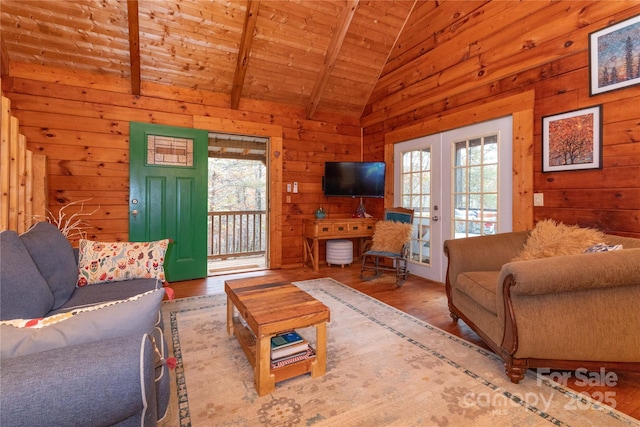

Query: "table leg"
left=302, top=236, right=310, bottom=267
left=303, top=237, right=320, bottom=272
left=311, top=321, right=327, bottom=377
left=226, top=295, right=234, bottom=336
left=313, top=237, right=319, bottom=272
left=255, top=334, right=275, bottom=396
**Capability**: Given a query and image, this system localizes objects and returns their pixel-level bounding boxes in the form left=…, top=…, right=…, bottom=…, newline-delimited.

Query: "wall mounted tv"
left=323, top=161, right=385, bottom=198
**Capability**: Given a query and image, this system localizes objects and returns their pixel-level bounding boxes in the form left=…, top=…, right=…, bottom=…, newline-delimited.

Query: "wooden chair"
left=360, top=207, right=414, bottom=286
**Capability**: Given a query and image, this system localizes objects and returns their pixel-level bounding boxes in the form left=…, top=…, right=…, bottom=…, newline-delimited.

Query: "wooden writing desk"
left=302, top=217, right=376, bottom=272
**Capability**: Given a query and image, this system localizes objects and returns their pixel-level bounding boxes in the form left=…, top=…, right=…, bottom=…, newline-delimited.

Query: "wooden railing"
left=208, top=210, right=266, bottom=259
left=1, top=85, right=48, bottom=233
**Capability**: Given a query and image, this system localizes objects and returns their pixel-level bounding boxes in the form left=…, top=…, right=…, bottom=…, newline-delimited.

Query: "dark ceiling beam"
left=0, top=38, right=10, bottom=77
left=127, top=0, right=142, bottom=96
left=305, top=0, right=359, bottom=120
left=231, top=0, right=260, bottom=109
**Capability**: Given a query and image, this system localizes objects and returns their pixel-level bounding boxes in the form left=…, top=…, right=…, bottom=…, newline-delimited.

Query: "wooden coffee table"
left=225, top=275, right=330, bottom=396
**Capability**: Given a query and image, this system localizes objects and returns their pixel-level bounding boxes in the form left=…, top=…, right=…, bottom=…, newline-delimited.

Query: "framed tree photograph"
left=542, top=105, right=602, bottom=173
left=589, top=14, right=640, bottom=96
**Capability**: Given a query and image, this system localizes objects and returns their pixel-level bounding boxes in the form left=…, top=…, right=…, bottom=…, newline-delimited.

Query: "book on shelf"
left=271, top=339, right=309, bottom=360
left=271, top=331, right=304, bottom=350
left=271, top=347, right=316, bottom=369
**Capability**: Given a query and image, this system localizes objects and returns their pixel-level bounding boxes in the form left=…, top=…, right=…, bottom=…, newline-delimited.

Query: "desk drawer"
left=350, top=221, right=375, bottom=234
left=317, top=223, right=334, bottom=236
left=349, top=222, right=365, bottom=233
left=316, top=222, right=353, bottom=237
left=303, top=218, right=376, bottom=239
left=333, top=223, right=349, bottom=234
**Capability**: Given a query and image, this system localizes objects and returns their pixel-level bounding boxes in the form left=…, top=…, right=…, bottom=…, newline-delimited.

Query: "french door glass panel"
left=401, top=148, right=432, bottom=265
left=395, top=135, right=442, bottom=281
left=453, top=134, right=499, bottom=238
left=394, top=117, right=512, bottom=283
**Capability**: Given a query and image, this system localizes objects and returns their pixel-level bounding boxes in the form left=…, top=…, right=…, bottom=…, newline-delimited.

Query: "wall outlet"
left=293, top=182, right=298, bottom=193
left=533, top=193, right=544, bottom=207
left=286, top=195, right=291, bottom=203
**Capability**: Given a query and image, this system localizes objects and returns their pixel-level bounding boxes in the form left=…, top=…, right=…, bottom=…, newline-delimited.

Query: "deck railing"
left=208, top=210, right=266, bottom=260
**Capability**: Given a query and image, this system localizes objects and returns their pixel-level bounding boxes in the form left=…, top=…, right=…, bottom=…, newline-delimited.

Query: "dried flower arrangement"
left=34, top=199, right=98, bottom=241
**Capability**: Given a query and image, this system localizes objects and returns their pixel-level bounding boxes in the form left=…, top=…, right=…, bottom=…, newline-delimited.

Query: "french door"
left=394, top=117, right=513, bottom=282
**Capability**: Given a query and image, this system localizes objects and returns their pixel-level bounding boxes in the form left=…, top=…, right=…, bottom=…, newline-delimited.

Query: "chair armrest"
left=499, top=248, right=640, bottom=296
left=1, top=334, right=157, bottom=427
left=444, top=231, right=529, bottom=286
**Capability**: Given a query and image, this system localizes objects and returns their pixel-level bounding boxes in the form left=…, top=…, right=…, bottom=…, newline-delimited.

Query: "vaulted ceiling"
left=0, top=0, right=416, bottom=120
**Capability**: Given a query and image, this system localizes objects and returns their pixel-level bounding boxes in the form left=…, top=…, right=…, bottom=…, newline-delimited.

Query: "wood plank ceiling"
left=0, top=0, right=415, bottom=120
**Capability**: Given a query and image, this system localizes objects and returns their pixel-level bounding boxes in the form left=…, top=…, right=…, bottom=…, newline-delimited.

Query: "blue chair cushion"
left=385, top=212, right=412, bottom=224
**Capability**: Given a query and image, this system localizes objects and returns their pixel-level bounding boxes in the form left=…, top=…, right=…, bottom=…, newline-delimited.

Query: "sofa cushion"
left=51, top=278, right=161, bottom=315
left=455, top=271, right=500, bottom=315
left=77, top=239, right=169, bottom=286
left=604, top=234, right=640, bottom=249
left=0, top=288, right=164, bottom=358
left=0, top=230, right=54, bottom=321
left=20, top=222, right=78, bottom=310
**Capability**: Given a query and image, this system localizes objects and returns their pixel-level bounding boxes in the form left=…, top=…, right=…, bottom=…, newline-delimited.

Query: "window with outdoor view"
left=400, top=148, right=432, bottom=265
left=452, top=134, right=499, bottom=238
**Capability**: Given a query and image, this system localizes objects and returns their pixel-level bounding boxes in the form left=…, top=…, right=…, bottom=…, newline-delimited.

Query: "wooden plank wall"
left=0, top=83, right=47, bottom=233
left=1, top=69, right=365, bottom=266
left=363, top=1, right=640, bottom=238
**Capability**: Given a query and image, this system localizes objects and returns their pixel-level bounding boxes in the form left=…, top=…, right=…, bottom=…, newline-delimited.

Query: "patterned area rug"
left=159, top=278, right=639, bottom=427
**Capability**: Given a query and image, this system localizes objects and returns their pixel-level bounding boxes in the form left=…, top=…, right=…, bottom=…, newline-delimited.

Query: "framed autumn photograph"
left=542, top=105, right=602, bottom=173
left=589, top=14, right=640, bottom=96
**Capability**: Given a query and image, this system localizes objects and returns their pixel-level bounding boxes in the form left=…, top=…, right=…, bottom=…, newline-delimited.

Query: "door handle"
left=132, top=209, right=139, bottom=217
left=432, top=216, right=439, bottom=221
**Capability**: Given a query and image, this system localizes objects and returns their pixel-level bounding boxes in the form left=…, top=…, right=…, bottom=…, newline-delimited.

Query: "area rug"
left=159, top=278, right=639, bottom=427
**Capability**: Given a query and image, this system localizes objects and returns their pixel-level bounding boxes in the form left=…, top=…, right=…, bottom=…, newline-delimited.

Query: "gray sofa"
left=0, top=222, right=170, bottom=426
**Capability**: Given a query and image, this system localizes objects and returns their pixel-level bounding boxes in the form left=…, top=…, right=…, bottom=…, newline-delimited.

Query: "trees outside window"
left=208, top=158, right=266, bottom=211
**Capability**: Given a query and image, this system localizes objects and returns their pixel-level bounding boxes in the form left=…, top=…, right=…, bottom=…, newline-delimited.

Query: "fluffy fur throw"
left=370, top=221, right=413, bottom=254
left=512, top=219, right=606, bottom=261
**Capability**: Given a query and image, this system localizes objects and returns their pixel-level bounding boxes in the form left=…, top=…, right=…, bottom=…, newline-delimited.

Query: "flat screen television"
left=323, top=161, right=385, bottom=198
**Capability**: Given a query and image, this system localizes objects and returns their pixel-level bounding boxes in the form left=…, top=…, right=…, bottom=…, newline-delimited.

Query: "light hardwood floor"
left=168, top=264, right=640, bottom=421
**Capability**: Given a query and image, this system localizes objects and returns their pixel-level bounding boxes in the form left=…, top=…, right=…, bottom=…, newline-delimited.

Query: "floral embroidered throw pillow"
left=77, top=239, right=169, bottom=286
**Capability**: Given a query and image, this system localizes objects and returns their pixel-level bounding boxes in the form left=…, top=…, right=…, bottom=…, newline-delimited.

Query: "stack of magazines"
left=270, top=331, right=315, bottom=368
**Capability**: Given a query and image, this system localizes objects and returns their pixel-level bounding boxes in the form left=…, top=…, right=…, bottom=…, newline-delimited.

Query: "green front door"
left=129, top=122, right=208, bottom=282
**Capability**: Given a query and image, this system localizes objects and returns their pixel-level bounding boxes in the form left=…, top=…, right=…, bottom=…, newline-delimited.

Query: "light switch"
left=286, top=183, right=292, bottom=193
left=293, top=182, right=298, bottom=193
left=533, top=193, right=544, bottom=207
